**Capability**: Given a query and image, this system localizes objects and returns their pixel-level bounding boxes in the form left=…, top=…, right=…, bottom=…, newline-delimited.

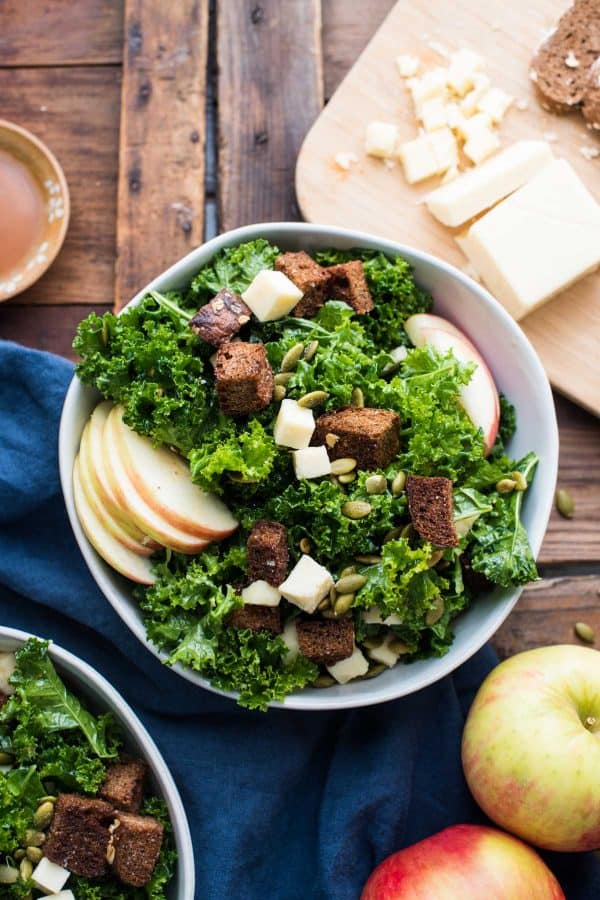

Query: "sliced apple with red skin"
left=110, top=404, right=238, bottom=541
left=405, top=313, right=500, bottom=454
left=103, top=408, right=211, bottom=553
left=73, top=457, right=156, bottom=585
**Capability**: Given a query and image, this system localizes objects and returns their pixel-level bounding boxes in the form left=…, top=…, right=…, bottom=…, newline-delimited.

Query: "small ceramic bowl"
left=0, top=626, right=195, bottom=899
left=0, top=120, right=70, bottom=302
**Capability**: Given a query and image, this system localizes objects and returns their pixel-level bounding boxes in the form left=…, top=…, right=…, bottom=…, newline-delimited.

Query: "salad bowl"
left=59, top=222, right=559, bottom=710
left=0, top=626, right=194, bottom=899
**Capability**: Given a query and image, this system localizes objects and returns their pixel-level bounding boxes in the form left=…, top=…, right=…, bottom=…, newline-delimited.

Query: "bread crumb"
left=564, top=50, right=580, bottom=68
left=542, top=130, right=559, bottom=142
left=579, top=145, right=600, bottom=160
left=516, top=98, right=529, bottom=110
left=334, top=152, right=358, bottom=171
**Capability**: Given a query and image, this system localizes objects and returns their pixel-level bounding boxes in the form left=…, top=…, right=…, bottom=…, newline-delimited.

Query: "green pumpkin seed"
left=400, top=523, right=415, bottom=540
left=391, top=471, right=406, bottom=496
left=0, top=865, right=18, bottom=885
left=24, top=830, right=45, bottom=847
left=574, top=622, right=595, bottom=644
left=14, top=850, right=25, bottom=861
left=339, top=565, right=357, bottom=578
left=19, top=858, right=32, bottom=881
left=338, top=472, right=356, bottom=484
left=25, top=847, right=42, bottom=864
left=312, top=674, right=336, bottom=688
left=331, top=457, right=357, bottom=475
left=321, top=608, right=338, bottom=619
left=425, top=596, right=445, bottom=626
left=365, top=474, right=387, bottom=495
left=318, top=596, right=330, bottom=611
left=299, top=537, right=311, bottom=554
left=342, top=500, right=372, bottom=519
left=355, top=554, right=382, bottom=564
left=511, top=471, right=528, bottom=491
left=427, top=549, right=445, bottom=568
left=556, top=488, right=575, bottom=519
left=297, top=390, right=329, bottom=409
left=0, top=752, right=13, bottom=765
left=303, top=340, right=319, bottom=362
left=359, top=663, right=387, bottom=680
left=273, top=384, right=287, bottom=402
left=336, top=573, right=367, bottom=594
left=280, top=343, right=305, bottom=372
left=334, top=593, right=355, bottom=615
left=274, top=372, right=292, bottom=386
left=389, top=638, right=411, bottom=654
left=351, top=386, right=365, bottom=407
left=383, top=527, right=403, bottom=544
left=33, top=800, right=55, bottom=829
left=496, top=478, right=516, bottom=494
left=325, top=432, right=340, bottom=448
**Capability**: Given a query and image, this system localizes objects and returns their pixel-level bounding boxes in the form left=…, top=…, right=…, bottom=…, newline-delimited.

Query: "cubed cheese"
left=455, top=159, right=600, bottom=319
left=367, top=634, right=401, bottom=668
left=458, top=112, right=492, bottom=142
left=281, top=619, right=300, bottom=664
left=0, top=652, right=16, bottom=695
left=447, top=49, right=484, bottom=96
left=32, top=858, right=70, bottom=894
left=51, top=893, right=75, bottom=900
left=241, top=270, right=302, bottom=321
left=425, top=140, right=555, bottom=227
left=241, top=580, right=281, bottom=607
left=420, top=97, right=448, bottom=131
left=327, top=644, right=369, bottom=684
left=463, top=122, right=500, bottom=165
left=445, top=101, right=468, bottom=132
left=389, top=345, right=408, bottom=364
left=429, top=128, right=459, bottom=170
left=362, top=605, right=403, bottom=626
left=408, top=68, right=448, bottom=115
left=476, top=87, right=513, bottom=124
left=396, top=54, right=420, bottom=78
left=274, top=399, right=315, bottom=449
left=293, top=445, right=332, bottom=480
left=398, top=128, right=458, bottom=184
left=460, top=74, right=491, bottom=116
left=279, top=555, right=334, bottom=613
left=365, top=121, right=398, bottom=158
left=440, top=165, right=460, bottom=184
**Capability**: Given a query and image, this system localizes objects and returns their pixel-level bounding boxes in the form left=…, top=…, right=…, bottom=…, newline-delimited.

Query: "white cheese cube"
left=365, top=121, right=398, bottom=158
left=425, top=140, right=555, bottom=227
left=241, top=580, right=281, bottom=607
left=273, top=399, right=315, bottom=449
left=408, top=69, right=448, bottom=115
left=455, top=159, right=600, bottom=320
left=398, top=135, right=440, bottom=183
left=477, top=87, right=513, bottom=124
left=440, top=165, right=460, bottom=184
left=445, top=102, right=467, bottom=132
left=32, top=858, right=70, bottom=894
left=396, top=54, right=420, bottom=78
left=463, top=122, right=500, bottom=165
left=51, top=893, right=75, bottom=900
left=458, top=112, right=492, bottom=142
left=362, top=605, right=403, bottom=626
left=279, top=555, right=333, bottom=614
left=429, top=127, right=459, bottom=170
left=367, top=634, right=401, bottom=668
left=293, top=445, right=331, bottom=480
left=420, top=97, right=448, bottom=131
left=282, top=619, right=300, bottom=664
left=241, top=270, right=302, bottom=321
left=0, top=652, right=16, bottom=695
left=447, top=49, right=484, bottom=96
left=460, top=74, right=491, bottom=116
left=389, top=345, right=408, bottom=364
left=327, top=644, right=369, bottom=684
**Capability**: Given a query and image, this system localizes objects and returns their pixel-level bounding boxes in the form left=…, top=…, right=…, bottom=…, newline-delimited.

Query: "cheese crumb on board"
left=580, top=145, right=600, bottom=160
left=516, top=97, right=529, bottom=110
left=279, top=555, right=334, bottom=614
left=365, top=121, right=398, bottom=158
left=396, top=54, right=420, bottom=78
left=334, top=152, right=358, bottom=171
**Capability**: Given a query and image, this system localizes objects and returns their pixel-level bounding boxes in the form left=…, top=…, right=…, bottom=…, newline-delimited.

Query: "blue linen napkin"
left=0, top=338, right=597, bottom=900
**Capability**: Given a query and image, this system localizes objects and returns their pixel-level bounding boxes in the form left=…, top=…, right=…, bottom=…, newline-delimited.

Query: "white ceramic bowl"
left=0, top=627, right=194, bottom=899
left=59, top=223, right=559, bottom=711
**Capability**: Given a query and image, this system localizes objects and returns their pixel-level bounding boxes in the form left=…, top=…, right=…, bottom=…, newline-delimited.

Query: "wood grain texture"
left=493, top=574, right=600, bottom=658
left=0, top=0, right=123, bottom=66
left=115, top=0, right=208, bottom=310
left=297, top=0, right=600, bottom=414
left=0, top=66, right=120, bottom=306
left=217, top=0, right=324, bottom=229
left=322, top=0, right=394, bottom=99
left=0, top=304, right=110, bottom=360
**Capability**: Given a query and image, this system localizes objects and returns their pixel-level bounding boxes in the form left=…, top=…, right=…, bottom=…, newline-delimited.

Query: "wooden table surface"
left=1, top=0, right=598, bottom=657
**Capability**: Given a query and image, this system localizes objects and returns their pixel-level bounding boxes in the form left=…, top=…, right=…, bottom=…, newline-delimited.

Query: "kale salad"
left=0, top=639, right=175, bottom=898
left=73, top=239, right=539, bottom=710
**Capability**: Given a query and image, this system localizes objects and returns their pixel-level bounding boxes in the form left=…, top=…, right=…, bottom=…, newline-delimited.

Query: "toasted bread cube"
left=313, top=407, right=400, bottom=470
left=247, top=520, right=289, bottom=586
left=228, top=605, right=282, bottom=633
left=297, top=618, right=354, bottom=665
left=275, top=251, right=332, bottom=318
left=45, top=794, right=114, bottom=878
left=214, top=342, right=274, bottom=417
left=242, top=269, right=302, bottom=321
left=189, top=289, right=251, bottom=346
left=100, top=758, right=146, bottom=814
left=365, top=121, right=399, bottom=158
left=407, top=475, right=458, bottom=547
left=111, top=812, right=164, bottom=888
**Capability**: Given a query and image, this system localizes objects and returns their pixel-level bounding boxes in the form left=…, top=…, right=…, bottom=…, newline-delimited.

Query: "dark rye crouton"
left=111, top=812, right=164, bottom=888
left=100, top=757, right=147, bottom=814
left=189, top=288, right=252, bottom=346
left=247, top=520, right=289, bottom=586
left=406, top=475, right=458, bottom=548
left=313, top=407, right=400, bottom=470
left=214, top=341, right=274, bottom=416
left=45, top=794, right=114, bottom=877
left=228, top=605, right=282, bottom=633
left=327, top=260, right=374, bottom=314
left=275, top=251, right=332, bottom=318
left=296, top=618, right=354, bottom=665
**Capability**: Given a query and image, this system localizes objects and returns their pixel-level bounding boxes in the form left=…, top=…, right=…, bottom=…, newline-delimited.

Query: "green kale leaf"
left=190, top=238, right=280, bottom=301
left=189, top=417, right=277, bottom=494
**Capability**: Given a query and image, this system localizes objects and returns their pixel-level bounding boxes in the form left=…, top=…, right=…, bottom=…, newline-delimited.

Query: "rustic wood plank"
left=0, top=304, right=110, bottom=361
left=217, top=0, right=323, bottom=229
left=0, top=66, right=120, bottom=306
left=115, top=0, right=208, bottom=311
left=322, top=0, right=394, bottom=99
left=492, top=575, right=600, bottom=659
left=0, top=0, right=123, bottom=67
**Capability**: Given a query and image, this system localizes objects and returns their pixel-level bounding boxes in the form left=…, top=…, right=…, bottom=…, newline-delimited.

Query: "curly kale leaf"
left=0, top=766, right=45, bottom=853
left=190, top=238, right=280, bottom=301
left=189, top=417, right=278, bottom=494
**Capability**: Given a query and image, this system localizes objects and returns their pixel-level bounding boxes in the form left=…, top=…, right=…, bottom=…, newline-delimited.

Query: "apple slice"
left=78, top=423, right=155, bottom=557
left=111, top=405, right=238, bottom=541
left=103, top=409, right=211, bottom=553
left=73, top=457, right=156, bottom=585
left=405, top=313, right=500, bottom=453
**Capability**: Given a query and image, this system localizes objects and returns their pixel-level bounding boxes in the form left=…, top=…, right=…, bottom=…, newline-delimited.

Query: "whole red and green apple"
left=360, top=824, right=563, bottom=899
left=462, top=644, right=600, bottom=852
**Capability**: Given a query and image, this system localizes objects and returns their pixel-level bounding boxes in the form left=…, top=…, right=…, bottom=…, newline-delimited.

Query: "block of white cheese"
left=456, top=159, right=600, bottom=320
left=446, top=48, right=483, bottom=96
left=420, top=97, right=448, bottom=131
left=327, top=644, right=369, bottom=684
left=398, top=128, right=458, bottom=184
left=425, top=140, right=555, bottom=227
left=281, top=619, right=300, bottom=664
left=52, top=893, right=76, bottom=900
left=0, top=651, right=16, bottom=695
left=367, top=634, right=401, bottom=668
left=241, top=580, right=281, bottom=607
left=476, top=87, right=513, bottom=124
left=32, top=858, right=70, bottom=894
left=362, top=605, right=403, bottom=626
left=279, top=555, right=333, bottom=614
left=365, top=121, right=398, bottom=158
left=241, top=270, right=302, bottom=321
left=274, top=399, right=315, bottom=449
left=293, top=445, right=331, bottom=480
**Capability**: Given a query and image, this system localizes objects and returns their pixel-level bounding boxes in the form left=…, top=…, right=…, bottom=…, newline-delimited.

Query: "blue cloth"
left=0, top=338, right=597, bottom=900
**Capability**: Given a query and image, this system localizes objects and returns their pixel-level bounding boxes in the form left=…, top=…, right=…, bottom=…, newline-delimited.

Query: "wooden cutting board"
left=296, top=0, right=600, bottom=415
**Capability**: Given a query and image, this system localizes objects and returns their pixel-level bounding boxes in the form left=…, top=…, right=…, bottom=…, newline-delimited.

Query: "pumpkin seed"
left=425, top=596, right=445, bottom=626
left=511, top=470, right=528, bottom=491
left=496, top=478, right=516, bottom=494
left=389, top=638, right=410, bottom=655
left=427, top=549, right=445, bottom=568
left=38, top=795, right=57, bottom=805
left=391, top=471, right=406, bottom=496
left=362, top=636, right=384, bottom=650
left=19, top=858, right=32, bottom=881
left=318, top=596, right=330, bottom=611
left=25, top=847, right=42, bottom=864
left=339, top=566, right=357, bottom=578
left=331, top=457, right=357, bottom=475
left=0, top=752, right=13, bottom=764
left=312, top=674, right=336, bottom=688
left=280, top=343, right=305, bottom=372
left=574, top=622, right=595, bottom=644
left=303, top=340, right=319, bottom=362
left=342, top=500, right=372, bottom=519
left=355, top=554, right=382, bottom=564
left=33, top=800, right=55, bottom=829
left=274, top=371, right=292, bottom=386
left=14, top=850, right=25, bottom=860
left=273, top=384, right=287, bottom=402
left=383, top=527, right=403, bottom=544
left=325, top=432, right=340, bottom=448
left=556, top=488, right=575, bottom=519
left=400, top=523, right=415, bottom=540
left=0, top=865, right=18, bottom=885
left=24, top=830, right=45, bottom=847
left=336, top=573, right=367, bottom=594
left=297, top=390, right=329, bottom=409
left=359, top=663, right=386, bottom=680
left=321, top=608, right=338, bottom=619
left=365, top=474, right=387, bottom=495
left=329, top=584, right=337, bottom=603
left=299, top=537, right=311, bottom=554
left=338, top=472, right=356, bottom=484
left=351, top=387, right=365, bottom=407
left=334, top=593, right=355, bottom=615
